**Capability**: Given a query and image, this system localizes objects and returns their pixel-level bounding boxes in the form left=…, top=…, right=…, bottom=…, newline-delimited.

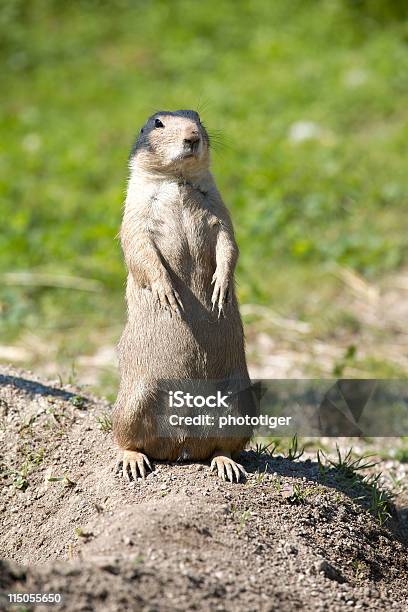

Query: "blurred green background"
left=1, top=0, right=407, bottom=397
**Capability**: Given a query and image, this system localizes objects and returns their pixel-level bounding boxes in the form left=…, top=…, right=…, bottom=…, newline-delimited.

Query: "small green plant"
left=70, top=395, right=87, bottom=409
left=332, top=344, right=357, bottom=377
left=74, top=527, right=93, bottom=539
left=286, top=435, right=304, bottom=461
left=289, top=483, right=308, bottom=504
left=388, top=473, right=404, bottom=490
left=317, top=449, right=328, bottom=481
left=32, top=447, right=45, bottom=465
left=18, top=443, right=45, bottom=467
left=12, top=461, right=31, bottom=491
left=13, top=474, right=29, bottom=491
left=238, top=510, right=251, bottom=532
left=64, top=475, right=76, bottom=488
left=253, top=465, right=269, bottom=485
left=96, top=412, right=112, bottom=432
left=326, top=446, right=377, bottom=481
left=352, top=559, right=369, bottom=580
left=273, top=478, right=282, bottom=495
left=364, top=473, right=393, bottom=526
left=47, top=474, right=76, bottom=488
left=253, top=441, right=276, bottom=458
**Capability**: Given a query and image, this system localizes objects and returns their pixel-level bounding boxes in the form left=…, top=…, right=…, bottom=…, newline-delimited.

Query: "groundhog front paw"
left=117, top=450, right=153, bottom=482
left=210, top=454, right=247, bottom=483
left=211, top=272, right=230, bottom=319
left=151, top=278, right=183, bottom=316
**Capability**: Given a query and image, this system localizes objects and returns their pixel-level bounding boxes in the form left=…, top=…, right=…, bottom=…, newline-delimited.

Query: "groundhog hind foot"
left=210, top=452, right=247, bottom=483
left=116, top=450, right=152, bottom=482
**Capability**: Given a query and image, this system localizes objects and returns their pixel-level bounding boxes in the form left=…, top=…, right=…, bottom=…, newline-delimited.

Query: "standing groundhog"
left=113, top=109, right=252, bottom=483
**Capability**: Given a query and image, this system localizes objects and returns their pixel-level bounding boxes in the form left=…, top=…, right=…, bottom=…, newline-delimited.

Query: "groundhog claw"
left=152, top=279, right=183, bottom=316
left=211, top=273, right=229, bottom=319
left=210, top=455, right=247, bottom=483
left=119, top=451, right=152, bottom=482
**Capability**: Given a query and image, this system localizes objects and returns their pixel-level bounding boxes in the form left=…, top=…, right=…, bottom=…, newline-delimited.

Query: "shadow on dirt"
left=240, top=449, right=408, bottom=545
left=0, top=373, right=87, bottom=404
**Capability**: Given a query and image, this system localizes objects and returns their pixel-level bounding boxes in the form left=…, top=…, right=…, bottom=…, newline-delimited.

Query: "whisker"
left=206, top=128, right=232, bottom=151
left=195, top=95, right=212, bottom=115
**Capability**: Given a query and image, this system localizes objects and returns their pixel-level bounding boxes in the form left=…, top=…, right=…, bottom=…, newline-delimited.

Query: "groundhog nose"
left=184, top=135, right=200, bottom=146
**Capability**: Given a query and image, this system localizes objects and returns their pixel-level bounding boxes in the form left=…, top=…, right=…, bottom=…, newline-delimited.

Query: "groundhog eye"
left=154, top=118, right=164, bottom=128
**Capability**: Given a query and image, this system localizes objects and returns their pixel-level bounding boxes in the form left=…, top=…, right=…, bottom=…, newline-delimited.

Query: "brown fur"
left=113, top=111, right=250, bottom=463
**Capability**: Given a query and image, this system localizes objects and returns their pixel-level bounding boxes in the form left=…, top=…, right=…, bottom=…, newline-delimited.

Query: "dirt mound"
left=1, top=366, right=407, bottom=611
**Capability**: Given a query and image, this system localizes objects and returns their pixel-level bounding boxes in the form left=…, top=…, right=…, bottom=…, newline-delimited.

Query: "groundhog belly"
left=122, top=276, right=247, bottom=380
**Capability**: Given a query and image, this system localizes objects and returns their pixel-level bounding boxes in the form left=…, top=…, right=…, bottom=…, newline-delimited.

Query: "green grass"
left=319, top=445, right=394, bottom=525
left=1, top=0, right=407, bottom=381
left=96, top=412, right=113, bottom=432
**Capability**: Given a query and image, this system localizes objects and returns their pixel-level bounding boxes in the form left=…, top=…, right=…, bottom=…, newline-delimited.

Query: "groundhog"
left=113, top=109, right=252, bottom=483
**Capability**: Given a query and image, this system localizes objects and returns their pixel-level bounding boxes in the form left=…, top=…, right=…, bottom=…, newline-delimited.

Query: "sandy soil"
left=0, top=366, right=407, bottom=611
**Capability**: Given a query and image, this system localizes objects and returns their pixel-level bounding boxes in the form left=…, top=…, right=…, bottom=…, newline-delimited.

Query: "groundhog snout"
left=183, top=128, right=200, bottom=152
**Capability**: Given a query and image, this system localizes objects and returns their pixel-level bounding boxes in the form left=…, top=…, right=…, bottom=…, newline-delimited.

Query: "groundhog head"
left=130, top=110, right=210, bottom=174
